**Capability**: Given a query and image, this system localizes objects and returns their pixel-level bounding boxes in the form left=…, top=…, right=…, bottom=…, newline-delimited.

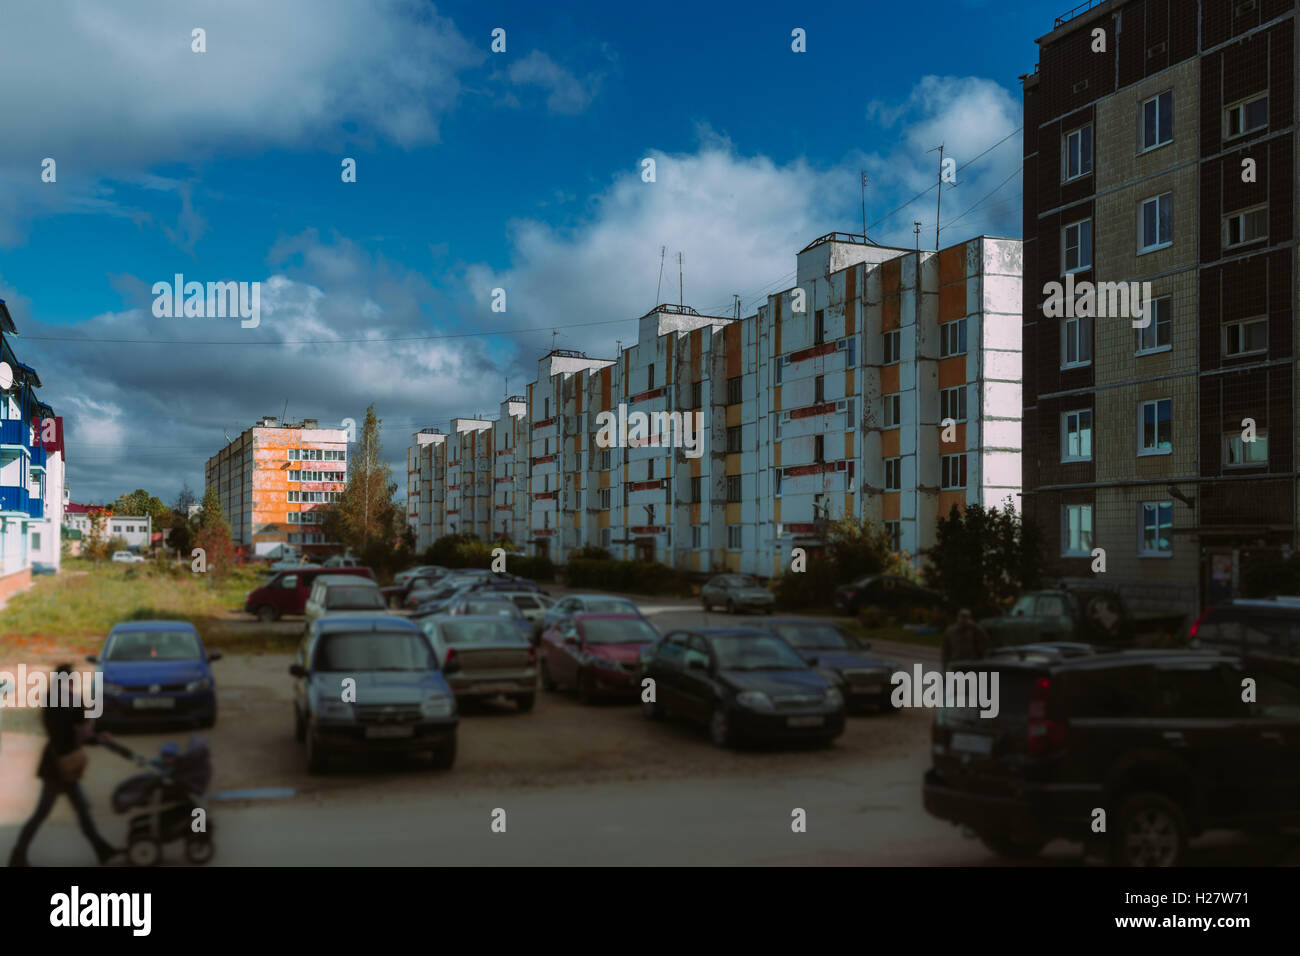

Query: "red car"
left=539, top=613, right=660, bottom=703
left=244, top=566, right=374, bottom=622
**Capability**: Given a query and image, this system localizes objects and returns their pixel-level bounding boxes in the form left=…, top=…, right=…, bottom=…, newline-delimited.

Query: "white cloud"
left=506, top=51, right=603, bottom=115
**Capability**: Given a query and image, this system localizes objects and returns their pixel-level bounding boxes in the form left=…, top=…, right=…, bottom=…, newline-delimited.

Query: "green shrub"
left=772, top=572, right=835, bottom=610
left=564, top=558, right=692, bottom=596
left=858, top=605, right=890, bottom=629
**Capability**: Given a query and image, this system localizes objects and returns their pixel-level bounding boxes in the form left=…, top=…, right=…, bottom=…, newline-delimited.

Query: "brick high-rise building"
left=1021, top=0, right=1298, bottom=613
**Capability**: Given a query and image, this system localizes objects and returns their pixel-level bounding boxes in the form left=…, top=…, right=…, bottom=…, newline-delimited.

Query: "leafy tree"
left=324, top=405, right=402, bottom=554
left=112, top=488, right=169, bottom=522
left=922, top=501, right=1043, bottom=617
left=85, top=506, right=114, bottom=560
left=193, top=486, right=236, bottom=578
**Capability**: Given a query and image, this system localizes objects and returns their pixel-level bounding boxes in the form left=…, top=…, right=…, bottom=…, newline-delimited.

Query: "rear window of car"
left=325, top=586, right=384, bottom=610
left=940, top=665, right=1038, bottom=721
left=439, top=620, right=524, bottom=645
left=466, top=600, right=516, bottom=617
left=314, top=632, right=434, bottom=671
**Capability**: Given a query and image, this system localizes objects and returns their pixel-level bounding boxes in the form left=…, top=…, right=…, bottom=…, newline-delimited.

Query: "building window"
left=726, top=376, right=742, bottom=405
left=883, top=393, right=901, bottom=428
left=939, top=386, right=967, bottom=423
left=884, top=521, right=901, bottom=552
left=1061, top=315, right=1093, bottom=368
left=691, top=525, right=702, bottom=549
left=1224, top=430, right=1268, bottom=467
left=726, top=475, right=742, bottom=502
left=1061, top=409, right=1093, bottom=462
left=884, top=457, right=901, bottom=491
left=940, top=454, right=967, bottom=490
left=32, top=532, right=41, bottom=549
left=814, top=434, right=825, bottom=463
left=1138, top=193, right=1173, bottom=253
left=814, top=309, right=825, bottom=345
left=1062, top=504, right=1094, bottom=557
left=1136, top=296, right=1172, bottom=353
left=1138, top=399, right=1173, bottom=455
left=883, top=330, right=901, bottom=365
left=1223, top=316, right=1268, bottom=357
left=1063, top=124, right=1093, bottom=181
left=601, top=527, right=612, bottom=550
left=774, top=470, right=782, bottom=496
left=599, top=488, right=611, bottom=509
left=727, top=525, right=742, bottom=550
left=939, top=318, right=968, bottom=357
left=1223, top=205, right=1268, bottom=249
left=1062, top=219, right=1092, bottom=273
left=1139, top=501, right=1174, bottom=556
left=690, top=476, right=701, bottom=503
left=599, top=449, right=611, bottom=470
left=647, top=363, right=655, bottom=389
left=726, top=426, right=742, bottom=453
left=1140, top=90, right=1173, bottom=151
left=1225, top=93, right=1268, bottom=139
left=544, top=397, right=550, bottom=418
left=691, top=380, right=703, bottom=408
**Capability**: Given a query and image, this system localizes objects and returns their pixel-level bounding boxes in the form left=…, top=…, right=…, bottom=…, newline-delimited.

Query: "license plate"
left=951, top=732, right=993, bottom=755
left=787, top=716, right=825, bottom=728
left=475, top=683, right=518, bottom=694
left=132, top=698, right=175, bottom=710
left=365, top=725, right=414, bottom=739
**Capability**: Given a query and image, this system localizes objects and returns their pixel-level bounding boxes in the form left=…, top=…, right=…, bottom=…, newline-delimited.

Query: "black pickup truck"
left=979, top=586, right=1185, bottom=649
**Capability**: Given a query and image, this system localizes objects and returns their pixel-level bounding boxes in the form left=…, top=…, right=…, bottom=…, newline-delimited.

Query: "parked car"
left=31, top=562, right=57, bottom=575
left=303, top=575, right=388, bottom=630
left=417, top=615, right=537, bottom=712
left=394, top=565, right=449, bottom=587
left=469, top=574, right=543, bottom=594
left=495, top=590, right=554, bottom=640
left=439, top=593, right=534, bottom=643
left=746, top=617, right=902, bottom=713
left=542, top=594, right=643, bottom=631
left=244, top=565, right=374, bottom=621
left=640, top=627, right=845, bottom=747
left=981, top=584, right=1186, bottom=649
left=833, top=574, right=945, bottom=615
left=700, top=574, right=775, bottom=615
left=540, top=613, right=660, bottom=703
left=409, top=581, right=473, bottom=613
left=381, top=573, right=443, bottom=610
left=321, top=554, right=361, bottom=568
left=111, top=550, right=146, bottom=564
left=88, top=621, right=221, bottom=730
left=1189, top=598, right=1300, bottom=668
left=289, top=616, right=458, bottom=774
left=923, top=649, right=1300, bottom=866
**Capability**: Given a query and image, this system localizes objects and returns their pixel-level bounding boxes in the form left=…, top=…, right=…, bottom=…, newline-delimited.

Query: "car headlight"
left=736, top=691, right=774, bottom=712
left=590, top=655, right=621, bottom=670
left=186, top=678, right=212, bottom=693
left=421, top=695, right=454, bottom=717
left=317, top=700, right=353, bottom=719
left=824, top=687, right=844, bottom=709
left=103, top=683, right=124, bottom=696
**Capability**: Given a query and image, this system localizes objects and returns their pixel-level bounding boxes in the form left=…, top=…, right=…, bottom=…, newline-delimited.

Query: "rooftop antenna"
left=914, top=221, right=922, bottom=250
left=678, top=252, right=684, bottom=307
left=655, top=245, right=665, bottom=306
left=733, top=294, right=741, bottom=320
left=281, top=398, right=288, bottom=424
left=927, top=143, right=944, bottom=251
left=860, top=171, right=868, bottom=240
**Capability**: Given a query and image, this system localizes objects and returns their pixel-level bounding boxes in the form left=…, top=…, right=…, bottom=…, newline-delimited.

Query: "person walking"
left=7, top=664, right=121, bottom=866
left=941, top=608, right=989, bottom=669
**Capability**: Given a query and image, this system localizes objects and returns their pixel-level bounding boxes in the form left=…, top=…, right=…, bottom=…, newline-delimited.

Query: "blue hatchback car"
left=88, top=621, right=221, bottom=730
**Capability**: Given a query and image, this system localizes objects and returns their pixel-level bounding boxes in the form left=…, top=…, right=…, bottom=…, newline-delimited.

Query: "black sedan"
left=640, top=627, right=845, bottom=748
left=746, top=618, right=902, bottom=713
left=833, top=574, right=945, bottom=615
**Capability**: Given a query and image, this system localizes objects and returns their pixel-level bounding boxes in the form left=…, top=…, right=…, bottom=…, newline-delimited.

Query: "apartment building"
left=1022, top=0, right=1297, bottom=612
left=0, top=298, right=59, bottom=599
left=205, top=416, right=348, bottom=558
left=406, top=231, right=1022, bottom=577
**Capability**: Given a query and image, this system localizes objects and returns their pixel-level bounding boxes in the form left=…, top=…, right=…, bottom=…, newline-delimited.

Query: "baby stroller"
left=104, top=736, right=214, bottom=865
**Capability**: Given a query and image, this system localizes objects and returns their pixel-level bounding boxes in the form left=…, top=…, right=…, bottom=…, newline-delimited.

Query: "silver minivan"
left=304, top=574, right=387, bottom=631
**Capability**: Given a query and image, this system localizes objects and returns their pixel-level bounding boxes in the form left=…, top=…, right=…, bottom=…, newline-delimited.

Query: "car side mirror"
left=443, top=658, right=461, bottom=675
left=207, top=651, right=223, bottom=662
left=289, top=664, right=308, bottom=678
left=85, top=654, right=100, bottom=664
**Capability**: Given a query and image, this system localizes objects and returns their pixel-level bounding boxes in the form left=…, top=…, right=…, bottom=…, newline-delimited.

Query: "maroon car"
left=244, top=566, right=374, bottom=621
left=539, top=613, right=659, bottom=703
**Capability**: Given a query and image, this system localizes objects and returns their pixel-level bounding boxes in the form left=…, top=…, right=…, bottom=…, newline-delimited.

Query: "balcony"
left=0, top=419, right=27, bottom=450
left=30, top=442, right=46, bottom=471
left=0, top=486, right=30, bottom=514
left=27, top=497, right=43, bottom=519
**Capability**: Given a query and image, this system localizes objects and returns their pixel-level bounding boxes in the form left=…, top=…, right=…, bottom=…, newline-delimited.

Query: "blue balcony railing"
left=0, top=486, right=30, bottom=513
left=27, top=497, right=43, bottom=519
left=29, top=443, right=46, bottom=469
left=0, top=419, right=25, bottom=447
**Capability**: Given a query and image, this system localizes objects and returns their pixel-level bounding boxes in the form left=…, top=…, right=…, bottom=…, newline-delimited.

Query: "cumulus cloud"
left=506, top=51, right=603, bottom=115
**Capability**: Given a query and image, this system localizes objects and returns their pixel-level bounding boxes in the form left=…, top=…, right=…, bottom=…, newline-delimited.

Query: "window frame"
left=1223, top=204, right=1268, bottom=250
left=883, top=392, right=902, bottom=428
left=940, top=453, right=968, bottom=490
left=1062, top=123, right=1094, bottom=182
left=1138, top=500, right=1174, bottom=557
left=1061, top=314, right=1093, bottom=369
left=1223, top=92, right=1269, bottom=140
left=1061, top=408, right=1093, bottom=462
left=1062, top=218, right=1093, bottom=274
left=1223, top=429, right=1268, bottom=469
left=939, top=385, right=967, bottom=423
left=1135, top=295, right=1172, bottom=354
left=1061, top=503, right=1094, bottom=557
left=1222, top=315, right=1268, bottom=358
left=1137, top=192, right=1173, bottom=254
left=883, top=329, right=901, bottom=365
left=939, top=318, right=968, bottom=358
left=1137, top=398, right=1173, bottom=457
left=1139, top=90, right=1174, bottom=153
left=884, top=457, right=901, bottom=492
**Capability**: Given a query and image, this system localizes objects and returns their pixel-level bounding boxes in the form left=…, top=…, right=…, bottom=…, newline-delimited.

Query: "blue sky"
left=0, top=0, right=1070, bottom=503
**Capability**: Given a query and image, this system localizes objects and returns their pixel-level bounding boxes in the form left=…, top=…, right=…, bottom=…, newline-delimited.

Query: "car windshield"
left=582, top=618, right=658, bottom=645
left=438, top=620, right=524, bottom=645
left=587, top=598, right=638, bottom=613
left=775, top=624, right=852, bottom=649
left=314, top=632, right=435, bottom=671
left=710, top=635, right=807, bottom=671
left=723, top=576, right=757, bottom=589
left=326, top=587, right=384, bottom=610
left=106, top=629, right=202, bottom=661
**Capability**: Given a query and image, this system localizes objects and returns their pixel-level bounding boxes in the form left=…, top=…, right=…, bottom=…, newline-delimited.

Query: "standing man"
left=7, top=664, right=121, bottom=866
left=942, top=609, right=989, bottom=669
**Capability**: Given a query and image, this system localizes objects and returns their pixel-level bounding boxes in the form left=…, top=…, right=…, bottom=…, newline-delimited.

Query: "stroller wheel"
left=126, top=834, right=162, bottom=867
left=185, top=835, right=215, bottom=865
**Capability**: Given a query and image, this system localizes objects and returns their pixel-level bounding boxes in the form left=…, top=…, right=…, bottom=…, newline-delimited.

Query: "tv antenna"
left=927, top=144, right=944, bottom=251
left=655, top=245, right=665, bottom=305
left=914, top=221, right=922, bottom=250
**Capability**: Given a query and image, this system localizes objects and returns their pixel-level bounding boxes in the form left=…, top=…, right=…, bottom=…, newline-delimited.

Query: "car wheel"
left=1110, top=791, right=1187, bottom=867
left=184, top=834, right=215, bottom=865
left=293, top=704, right=305, bottom=742
left=126, top=834, right=162, bottom=867
left=540, top=659, right=557, bottom=691
left=726, top=599, right=737, bottom=615
left=709, top=705, right=735, bottom=748
left=305, top=720, right=329, bottom=775
left=431, top=735, right=457, bottom=770
left=979, top=833, right=1048, bottom=860
left=576, top=670, right=594, bottom=705
left=514, top=692, right=536, bottom=713
left=255, top=605, right=277, bottom=623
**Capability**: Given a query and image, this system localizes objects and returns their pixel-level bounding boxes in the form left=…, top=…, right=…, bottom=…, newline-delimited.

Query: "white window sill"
left=1061, top=456, right=1092, bottom=464
left=1224, top=238, right=1268, bottom=251
left=1138, top=550, right=1174, bottom=559
left=1136, top=345, right=1172, bottom=357
left=1138, top=447, right=1173, bottom=457
left=1138, top=140, right=1172, bottom=156
left=1137, top=241, right=1173, bottom=256
left=1062, top=171, right=1092, bottom=184
left=1061, top=549, right=1094, bottom=558
left=1225, top=349, right=1268, bottom=359
left=1062, top=266, right=1092, bottom=277
left=1060, top=361, right=1093, bottom=371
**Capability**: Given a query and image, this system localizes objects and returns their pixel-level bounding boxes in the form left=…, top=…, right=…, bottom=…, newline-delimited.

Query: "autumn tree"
left=323, top=404, right=402, bottom=556
left=193, top=486, right=237, bottom=578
